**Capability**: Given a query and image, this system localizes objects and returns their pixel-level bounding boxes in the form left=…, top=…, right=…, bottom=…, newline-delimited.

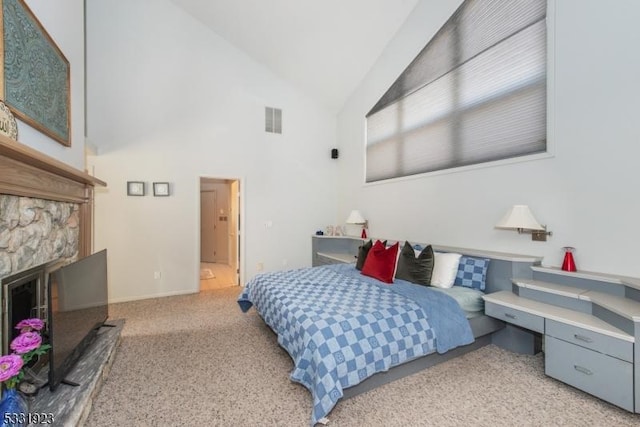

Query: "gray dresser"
left=484, top=267, right=640, bottom=413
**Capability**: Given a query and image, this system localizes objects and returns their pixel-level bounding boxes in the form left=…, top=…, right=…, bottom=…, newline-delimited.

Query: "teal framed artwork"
left=0, top=0, right=70, bottom=146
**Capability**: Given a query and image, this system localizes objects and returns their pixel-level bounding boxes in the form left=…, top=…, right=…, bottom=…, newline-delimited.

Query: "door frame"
left=197, top=175, right=245, bottom=287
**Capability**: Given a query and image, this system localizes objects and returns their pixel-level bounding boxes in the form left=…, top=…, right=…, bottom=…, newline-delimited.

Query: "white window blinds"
left=365, top=0, right=547, bottom=183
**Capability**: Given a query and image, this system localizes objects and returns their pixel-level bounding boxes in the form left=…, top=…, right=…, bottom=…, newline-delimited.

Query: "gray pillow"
left=355, top=240, right=373, bottom=271
left=395, top=241, right=434, bottom=286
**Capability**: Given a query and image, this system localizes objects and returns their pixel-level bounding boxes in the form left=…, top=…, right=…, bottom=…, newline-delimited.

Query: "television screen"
left=48, top=249, right=109, bottom=391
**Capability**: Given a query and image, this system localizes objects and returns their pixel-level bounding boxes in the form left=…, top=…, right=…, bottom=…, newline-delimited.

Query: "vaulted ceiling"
left=171, top=0, right=419, bottom=112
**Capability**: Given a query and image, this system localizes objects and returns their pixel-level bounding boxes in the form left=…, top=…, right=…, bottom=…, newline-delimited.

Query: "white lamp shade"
left=346, top=210, right=366, bottom=224
left=496, top=205, right=544, bottom=231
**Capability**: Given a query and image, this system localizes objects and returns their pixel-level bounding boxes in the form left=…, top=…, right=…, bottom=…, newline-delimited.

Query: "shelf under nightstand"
left=316, top=251, right=356, bottom=264
left=311, top=235, right=362, bottom=267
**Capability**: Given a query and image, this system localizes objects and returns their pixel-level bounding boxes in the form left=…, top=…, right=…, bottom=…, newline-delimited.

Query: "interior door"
left=200, top=190, right=217, bottom=263
left=230, top=180, right=240, bottom=284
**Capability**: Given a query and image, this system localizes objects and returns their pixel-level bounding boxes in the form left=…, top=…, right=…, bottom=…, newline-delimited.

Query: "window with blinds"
left=365, top=0, right=547, bottom=183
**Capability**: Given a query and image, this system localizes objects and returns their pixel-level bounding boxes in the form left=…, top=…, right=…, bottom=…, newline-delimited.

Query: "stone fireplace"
left=0, top=194, right=82, bottom=354
left=0, top=135, right=104, bottom=357
left=0, top=134, right=110, bottom=424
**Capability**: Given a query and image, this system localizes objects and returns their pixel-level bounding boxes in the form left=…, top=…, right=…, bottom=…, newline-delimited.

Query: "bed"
left=237, top=244, right=540, bottom=425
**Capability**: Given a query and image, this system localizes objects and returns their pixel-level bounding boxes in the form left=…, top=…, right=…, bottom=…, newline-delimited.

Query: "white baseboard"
left=108, top=289, right=197, bottom=304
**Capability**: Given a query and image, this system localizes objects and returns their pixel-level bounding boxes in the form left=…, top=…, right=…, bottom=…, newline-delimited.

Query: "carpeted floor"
left=86, top=287, right=640, bottom=426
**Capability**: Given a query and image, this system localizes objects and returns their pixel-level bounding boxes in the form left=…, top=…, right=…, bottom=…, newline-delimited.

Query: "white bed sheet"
left=431, top=286, right=485, bottom=318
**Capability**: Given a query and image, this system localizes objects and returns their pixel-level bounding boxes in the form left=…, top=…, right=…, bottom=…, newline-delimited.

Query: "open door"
left=199, top=177, right=241, bottom=289
left=230, top=180, right=240, bottom=285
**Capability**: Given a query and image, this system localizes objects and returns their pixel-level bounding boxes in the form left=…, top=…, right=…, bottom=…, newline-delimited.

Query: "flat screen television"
left=47, top=249, right=109, bottom=391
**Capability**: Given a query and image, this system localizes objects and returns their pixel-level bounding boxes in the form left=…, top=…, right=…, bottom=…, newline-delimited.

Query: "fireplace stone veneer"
left=0, top=195, right=80, bottom=277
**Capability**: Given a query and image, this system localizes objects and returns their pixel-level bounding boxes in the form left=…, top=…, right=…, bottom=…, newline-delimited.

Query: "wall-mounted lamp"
left=346, top=210, right=368, bottom=238
left=495, top=205, right=552, bottom=241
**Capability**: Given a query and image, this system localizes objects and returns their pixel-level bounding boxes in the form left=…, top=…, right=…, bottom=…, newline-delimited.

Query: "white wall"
left=12, top=0, right=85, bottom=169
left=337, top=0, right=640, bottom=277
left=85, top=0, right=338, bottom=302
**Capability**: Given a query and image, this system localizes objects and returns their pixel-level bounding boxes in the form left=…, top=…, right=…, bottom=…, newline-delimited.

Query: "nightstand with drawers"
left=483, top=267, right=640, bottom=413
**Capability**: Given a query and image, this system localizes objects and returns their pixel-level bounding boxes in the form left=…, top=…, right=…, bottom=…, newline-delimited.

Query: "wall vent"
left=265, top=107, right=282, bottom=134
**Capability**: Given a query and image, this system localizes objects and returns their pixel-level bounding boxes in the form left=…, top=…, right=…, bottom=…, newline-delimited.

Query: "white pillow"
left=430, top=253, right=462, bottom=288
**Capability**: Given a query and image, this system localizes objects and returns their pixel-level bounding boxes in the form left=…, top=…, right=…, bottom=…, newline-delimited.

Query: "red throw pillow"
left=361, top=240, right=399, bottom=284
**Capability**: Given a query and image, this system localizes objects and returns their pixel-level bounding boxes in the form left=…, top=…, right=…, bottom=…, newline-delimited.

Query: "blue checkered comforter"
left=237, top=264, right=473, bottom=425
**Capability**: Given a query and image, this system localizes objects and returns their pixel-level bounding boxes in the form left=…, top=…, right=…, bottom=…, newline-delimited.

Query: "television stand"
left=60, top=379, right=80, bottom=387
left=30, top=379, right=80, bottom=391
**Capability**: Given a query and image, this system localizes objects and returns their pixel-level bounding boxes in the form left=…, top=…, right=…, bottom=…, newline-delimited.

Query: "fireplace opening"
left=7, top=277, right=38, bottom=345
left=1, top=262, right=53, bottom=375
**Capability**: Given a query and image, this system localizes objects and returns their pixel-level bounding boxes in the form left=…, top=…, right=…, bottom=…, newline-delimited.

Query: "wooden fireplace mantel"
left=0, top=133, right=106, bottom=257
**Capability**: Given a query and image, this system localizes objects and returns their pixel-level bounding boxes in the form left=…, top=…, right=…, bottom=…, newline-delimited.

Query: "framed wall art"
left=127, top=182, right=145, bottom=196
left=0, top=0, right=71, bottom=146
left=153, top=182, right=170, bottom=197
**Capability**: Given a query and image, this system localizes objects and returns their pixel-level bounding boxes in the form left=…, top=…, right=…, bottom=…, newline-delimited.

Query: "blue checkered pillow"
left=454, top=256, right=490, bottom=291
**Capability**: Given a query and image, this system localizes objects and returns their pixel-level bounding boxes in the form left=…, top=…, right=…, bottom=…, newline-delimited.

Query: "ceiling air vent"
left=265, top=107, right=282, bottom=134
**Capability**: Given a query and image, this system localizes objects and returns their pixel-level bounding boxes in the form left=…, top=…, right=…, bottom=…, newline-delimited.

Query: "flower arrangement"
left=0, top=319, right=50, bottom=390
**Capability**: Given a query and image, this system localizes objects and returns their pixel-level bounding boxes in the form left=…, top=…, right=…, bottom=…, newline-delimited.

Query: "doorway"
left=199, top=177, right=240, bottom=290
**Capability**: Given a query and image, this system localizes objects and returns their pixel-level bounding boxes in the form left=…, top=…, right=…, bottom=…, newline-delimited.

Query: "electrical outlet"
left=282, top=259, right=288, bottom=266
left=154, top=271, right=161, bottom=279
left=257, top=262, right=264, bottom=271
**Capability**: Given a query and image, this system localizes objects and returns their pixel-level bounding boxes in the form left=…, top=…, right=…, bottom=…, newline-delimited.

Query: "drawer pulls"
left=574, top=365, right=593, bottom=376
left=573, top=334, right=594, bottom=344
left=504, top=313, right=517, bottom=319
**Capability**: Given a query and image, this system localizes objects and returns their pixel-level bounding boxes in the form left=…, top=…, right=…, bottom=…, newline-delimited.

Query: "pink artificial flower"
left=0, top=355, right=23, bottom=382
left=10, top=331, right=42, bottom=354
left=15, top=318, right=45, bottom=333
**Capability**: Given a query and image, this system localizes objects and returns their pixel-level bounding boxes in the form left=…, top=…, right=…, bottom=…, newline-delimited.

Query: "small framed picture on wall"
left=153, top=182, right=170, bottom=197
left=127, top=181, right=145, bottom=196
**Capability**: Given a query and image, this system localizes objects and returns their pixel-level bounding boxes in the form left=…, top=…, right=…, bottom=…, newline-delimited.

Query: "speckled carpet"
left=86, top=287, right=640, bottom=426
